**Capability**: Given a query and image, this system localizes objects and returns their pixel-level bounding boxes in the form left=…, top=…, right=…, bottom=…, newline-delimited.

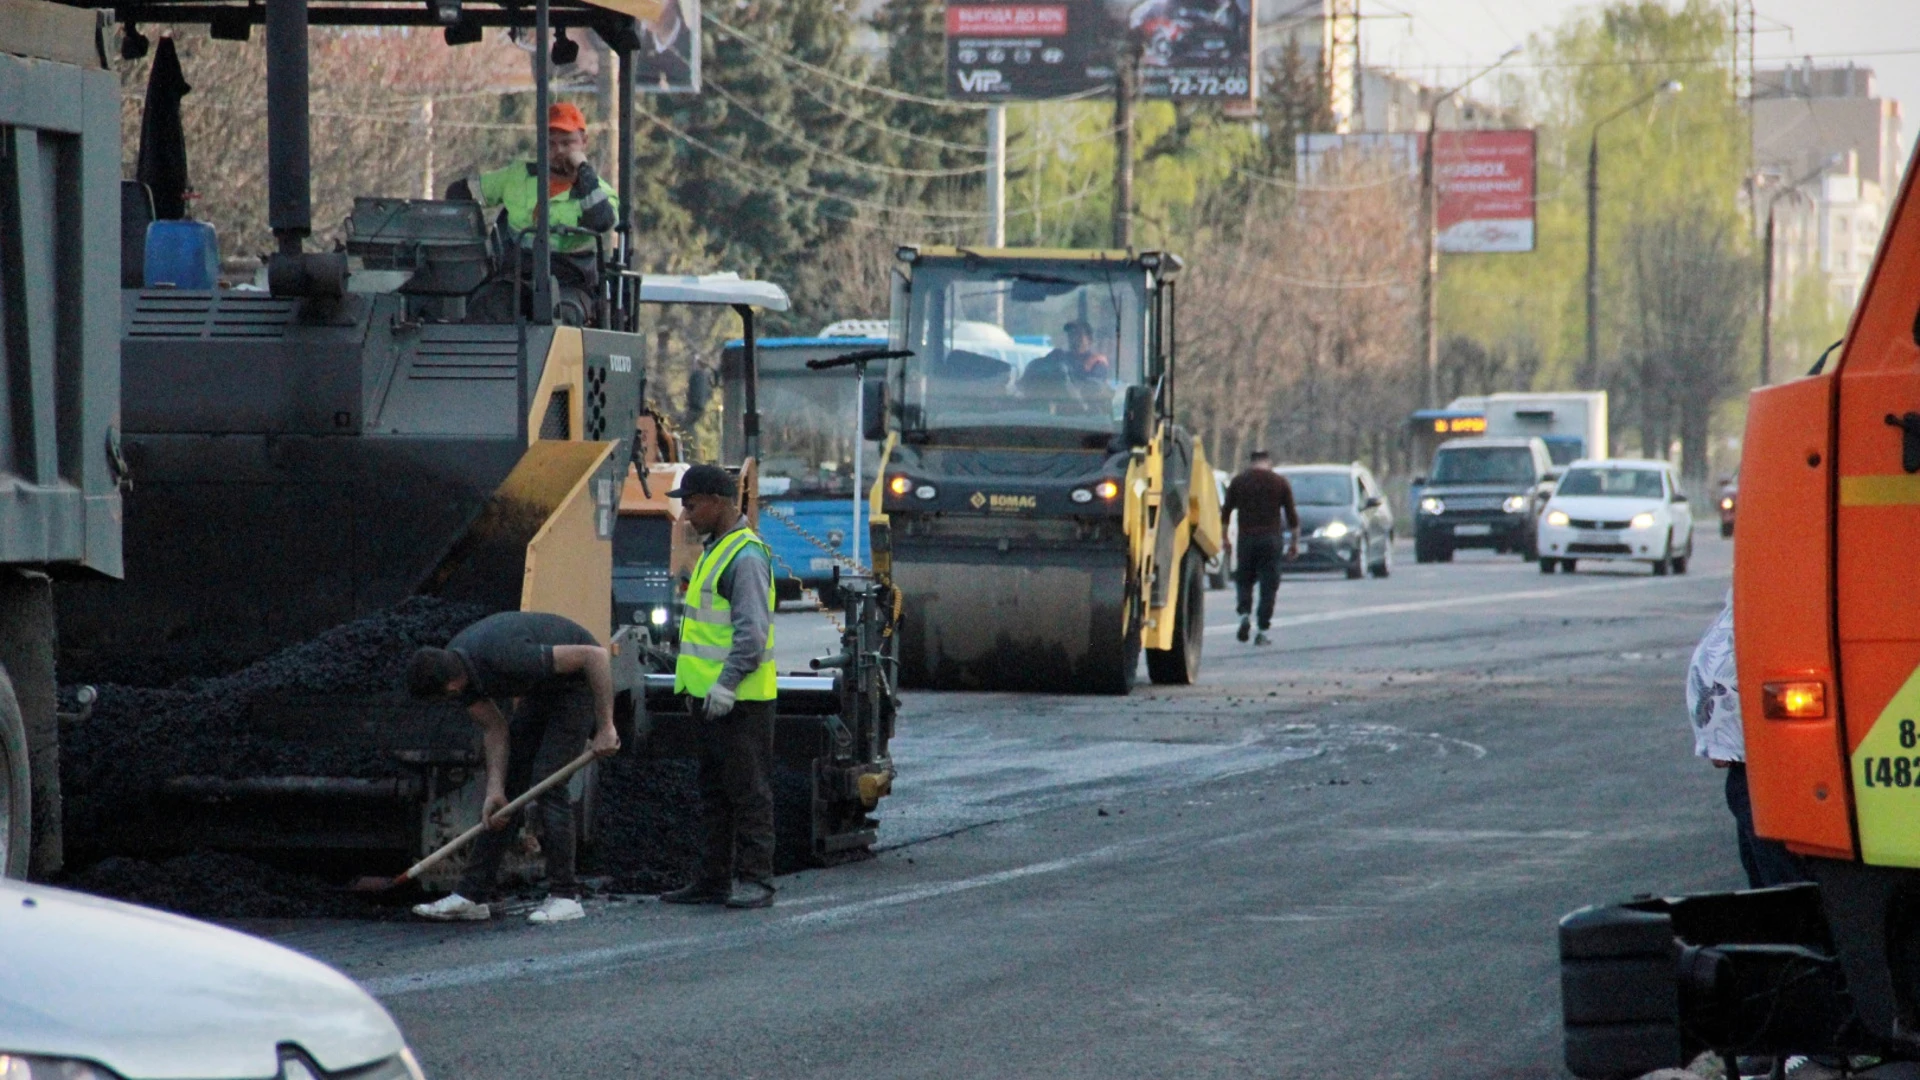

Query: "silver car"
left=0, top=878, right=424, bottom=1080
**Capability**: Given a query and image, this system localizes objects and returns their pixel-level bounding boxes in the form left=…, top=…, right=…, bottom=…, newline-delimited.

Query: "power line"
left=702, top=13, right=990, bottom=112
left=701, top=80, right=993, bottom=179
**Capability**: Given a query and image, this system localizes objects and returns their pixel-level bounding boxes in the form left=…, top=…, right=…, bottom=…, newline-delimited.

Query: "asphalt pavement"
left=259, top=538, right=1738, bottom=1080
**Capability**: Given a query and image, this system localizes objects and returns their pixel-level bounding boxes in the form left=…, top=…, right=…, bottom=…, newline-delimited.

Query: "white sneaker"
left=412, top=893, right=491, bottom=921
left=527, top=896, right=585, bottom=924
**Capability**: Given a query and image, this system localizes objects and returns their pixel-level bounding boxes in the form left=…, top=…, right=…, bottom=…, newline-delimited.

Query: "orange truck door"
left=1833, top=144, right=1920, bottom=867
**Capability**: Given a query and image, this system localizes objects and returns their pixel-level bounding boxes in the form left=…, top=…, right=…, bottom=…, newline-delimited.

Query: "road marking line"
left=358, top=840, right=1150, bottom=998
left=1205, top=572, right=1726, bottom=637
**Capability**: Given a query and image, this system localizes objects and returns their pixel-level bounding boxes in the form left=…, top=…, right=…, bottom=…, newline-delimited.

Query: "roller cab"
left=876, top=247, right=1219, bottom=694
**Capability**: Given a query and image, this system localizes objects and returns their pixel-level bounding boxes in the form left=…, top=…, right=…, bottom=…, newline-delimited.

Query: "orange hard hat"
left=548, top=102, right=587, bottom=133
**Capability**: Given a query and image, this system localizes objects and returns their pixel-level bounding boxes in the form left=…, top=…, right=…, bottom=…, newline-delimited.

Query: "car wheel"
left=1369, top=536, right=1391, bottom=578
left=1347, top=538, right=1366, bottom=580
left=1561, top=559, right=1576, bottom=573
left=0, top=670, right=29, bottom=880
left=1437, top=544, right=1454, bottom=563
left=1652, top=534, right=1673, bottom=576
left=1539, top=556, right=1556, bottom=575
left=1521, top=531, right=1538, bottom=562
left=1720, top=521, right=1733, bottom=539
left=1415, top=536, right=1434, bottom=564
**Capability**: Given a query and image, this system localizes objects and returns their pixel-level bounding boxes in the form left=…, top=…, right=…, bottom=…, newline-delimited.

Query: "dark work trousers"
left=1725, top=763, right=1807, bottom=888
left=693, top=698, right=777, bottom=887
left=1234, top=533, right=1284, bottom=629
left=457, top=686, right=594, bottom=900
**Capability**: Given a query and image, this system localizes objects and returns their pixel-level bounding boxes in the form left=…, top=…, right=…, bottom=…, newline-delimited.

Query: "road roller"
left=870, top=246, right=1221, bottom=694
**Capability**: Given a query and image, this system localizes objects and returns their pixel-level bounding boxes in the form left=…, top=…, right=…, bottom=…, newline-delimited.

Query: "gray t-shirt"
left=448, top=611, right=597, bottom=703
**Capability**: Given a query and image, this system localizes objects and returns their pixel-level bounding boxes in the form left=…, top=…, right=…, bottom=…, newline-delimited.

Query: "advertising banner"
left=1294, top=129, right=1537, bottom=254
left=945, top=0, right=1253, bottom=102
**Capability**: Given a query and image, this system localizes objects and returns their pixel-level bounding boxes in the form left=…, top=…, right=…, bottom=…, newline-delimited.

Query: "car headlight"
left=1316, top=520, right=1350, bottom=539
left=1094, top=479, right=1121, bottom=500
left=1546, top=510, right=1569, bottom=527
left=887, top=475, right=912, bottom=496
left=0, top=1056, right=116, bottom=1080
left=1070, top=487, right=1094, bottom=504
left=1630, top=512, right=1656, bottom=530
left=1503, top=495, right=1528, bottom=513
left=649, top=606, right=669, bottom=626
left=1720, top=497, right=1734, bottom=510
left=913, top=484, right=938, bottom=500
left=1419, top=496, right=1445, bottom=515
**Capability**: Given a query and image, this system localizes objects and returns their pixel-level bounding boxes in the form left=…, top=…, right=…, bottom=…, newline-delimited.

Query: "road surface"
left=263, top=538, right=1738, bottom=1080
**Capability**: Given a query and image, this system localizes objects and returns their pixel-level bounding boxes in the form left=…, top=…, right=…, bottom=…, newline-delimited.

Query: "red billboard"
left=1294, top=130, right=1538, bottom=254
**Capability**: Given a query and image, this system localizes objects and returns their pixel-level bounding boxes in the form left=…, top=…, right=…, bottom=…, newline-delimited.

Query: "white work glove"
left=704, top=682, right=737, bottom=719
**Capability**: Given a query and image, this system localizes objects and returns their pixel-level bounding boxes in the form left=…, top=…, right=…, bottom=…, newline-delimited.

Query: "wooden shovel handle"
left=399, top=748, right=598, bottom=884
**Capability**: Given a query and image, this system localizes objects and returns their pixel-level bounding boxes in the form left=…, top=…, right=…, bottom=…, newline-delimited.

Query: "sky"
left=1363, top=0, right=1920, bottom=142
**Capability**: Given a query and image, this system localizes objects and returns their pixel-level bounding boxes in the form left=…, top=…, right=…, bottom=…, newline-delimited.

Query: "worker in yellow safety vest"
left=661, top=464, right=779, bottom=910
left=448, top=102, right=618, bottom=255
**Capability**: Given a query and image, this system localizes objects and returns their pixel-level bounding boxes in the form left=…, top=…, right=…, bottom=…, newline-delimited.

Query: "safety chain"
left=761, top=504, right=900, bottom=640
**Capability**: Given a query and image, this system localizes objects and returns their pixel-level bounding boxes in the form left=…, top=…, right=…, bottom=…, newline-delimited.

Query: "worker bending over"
left=406, top=611, right=620, bottom=924
left=661, top=465, right=781, bottom=910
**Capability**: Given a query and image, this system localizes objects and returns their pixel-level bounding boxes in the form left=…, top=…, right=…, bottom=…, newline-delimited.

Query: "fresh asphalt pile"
left=57, top=597, right=820, bottom=919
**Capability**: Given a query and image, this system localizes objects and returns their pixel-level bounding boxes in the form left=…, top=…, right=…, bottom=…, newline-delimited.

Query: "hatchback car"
left=1, top=877, right=425, bottom=1080
left=1536, top=459, right=1695, bottom=575
left=1276, top=463, right=1394, bottom=579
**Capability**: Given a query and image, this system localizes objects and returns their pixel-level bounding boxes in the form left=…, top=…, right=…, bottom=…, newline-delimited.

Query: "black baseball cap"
left=667, top=464, right=737, bottom=500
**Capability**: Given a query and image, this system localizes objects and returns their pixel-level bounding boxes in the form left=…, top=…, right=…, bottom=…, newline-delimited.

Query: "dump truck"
left=1557, top=139, right=1920, bottom=1074
left=0, top=0, right=125, bottom=880
left=872, top=246, right=1222, bottom=694
left=35, top=0, right=894, bottom=879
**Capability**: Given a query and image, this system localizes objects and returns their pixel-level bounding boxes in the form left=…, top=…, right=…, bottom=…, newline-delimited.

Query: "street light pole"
left=1420, top=48, right=1520, bottom=407
left=1582, top=79, right=1682, bottom=388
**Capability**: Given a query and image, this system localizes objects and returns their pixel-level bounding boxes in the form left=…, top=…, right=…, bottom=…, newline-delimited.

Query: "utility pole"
left=1419, top=48, right=1520, bottom=407
left=986, top=104, right=1006, bottom=247
left=1582, top=80, right=1681, bottom=388
left=1761, top=207, right=1776, bottom=385
left=1111, top=49, right=1136, bottom=250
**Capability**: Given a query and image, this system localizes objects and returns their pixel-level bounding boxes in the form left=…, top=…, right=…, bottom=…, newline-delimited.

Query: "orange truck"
left=1559, top=145, right=1920, bottom=1075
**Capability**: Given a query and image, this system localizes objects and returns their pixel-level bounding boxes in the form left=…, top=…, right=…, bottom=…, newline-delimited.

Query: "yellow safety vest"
left=674, top=527, right=777, bottom=701
left=476, top=161, right=615, bottom=254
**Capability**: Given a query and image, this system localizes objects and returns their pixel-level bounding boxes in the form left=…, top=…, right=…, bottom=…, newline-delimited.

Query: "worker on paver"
left=404, top=611, right=621, bottom=924
left=1222, top=450, right=1298, bottom=646
left=659, top=465, right=781, bottom=910
left=447, top=102, right=619, bottom=257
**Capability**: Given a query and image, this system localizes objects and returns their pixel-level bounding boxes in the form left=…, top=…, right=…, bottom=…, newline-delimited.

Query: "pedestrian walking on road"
left=660, top=465, right=781, bottom=911
left=1687, top=592, right=1806, bottom=889
left=405, top=611, right=621, bottom=925
left=1222, top=450, right=1298, bottom=646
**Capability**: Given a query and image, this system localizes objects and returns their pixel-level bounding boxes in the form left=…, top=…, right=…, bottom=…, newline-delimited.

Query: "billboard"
left=945, top=0, right=1253, bottom=102
left=631, top=0, right=700, bottom=94
left=1294, top=130, right=1537, bottom=254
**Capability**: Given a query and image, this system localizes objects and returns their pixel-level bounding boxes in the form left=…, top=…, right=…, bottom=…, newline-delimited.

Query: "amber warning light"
left=1762, top=681, right=1827, bottom=720
left=1430, top=417, right=1487, bottom=434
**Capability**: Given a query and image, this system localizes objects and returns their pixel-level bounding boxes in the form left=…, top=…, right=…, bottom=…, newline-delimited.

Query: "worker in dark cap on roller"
left=659, top=464, right=781, bottom=910
left=405, top=611, right=620, bottom=925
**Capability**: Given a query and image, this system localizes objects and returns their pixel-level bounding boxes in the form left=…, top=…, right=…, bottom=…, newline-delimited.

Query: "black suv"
left=1412, top=437, right=1554, bottom=563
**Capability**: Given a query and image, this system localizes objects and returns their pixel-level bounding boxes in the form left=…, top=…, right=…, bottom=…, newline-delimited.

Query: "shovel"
left=349, top=748, right=598, bottom=893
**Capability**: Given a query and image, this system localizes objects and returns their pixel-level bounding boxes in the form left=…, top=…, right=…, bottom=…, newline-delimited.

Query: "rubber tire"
left=0, top=671, right=29, bottom=880
left=1562, top=559, right=1576, bottom=573
left=1437, top=544, right=1454, bottom=563
left=1346, top=538, right=1366, bottom=580
left=1673, top=552, right=1689, bottom=575
left=1414, top=540, right=1434, bottom=564
left=1369, top=536, right=1391, bottom=578
left=1146, top=553, right=1205, bottom=686
left=1539, top=556, right=1556, bottom=574
left=1652, top=536, right=1672, bottom=576
left=1521, top=531, right=1539, bottom=562
left=1720, top=521, right=1733, bottom=539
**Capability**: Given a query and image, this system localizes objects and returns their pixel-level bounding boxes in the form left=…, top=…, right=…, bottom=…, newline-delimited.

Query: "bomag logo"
left=969, top=492, right=1037, bottom=512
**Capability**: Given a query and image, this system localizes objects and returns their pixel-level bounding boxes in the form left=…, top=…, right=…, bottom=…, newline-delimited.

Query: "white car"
left=1, top=877, right=424, bottom=1080
left=1535, top=458, right=1694, bottom=575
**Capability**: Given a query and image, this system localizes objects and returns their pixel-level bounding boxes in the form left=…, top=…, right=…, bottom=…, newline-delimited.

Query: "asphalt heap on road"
left=56, top=598, right=806, bottom=920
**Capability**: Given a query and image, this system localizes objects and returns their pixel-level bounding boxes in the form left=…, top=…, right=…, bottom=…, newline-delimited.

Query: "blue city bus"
left=721, top=336, right=883, bottom=602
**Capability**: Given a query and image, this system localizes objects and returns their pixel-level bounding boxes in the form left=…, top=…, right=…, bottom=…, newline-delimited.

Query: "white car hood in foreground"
left=1547, top=495, right=1666, bottom=521
left=0, top=879, right=402, bottom=1079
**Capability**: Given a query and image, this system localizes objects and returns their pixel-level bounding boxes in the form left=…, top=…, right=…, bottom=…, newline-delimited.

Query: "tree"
left=1622, top=208, right=1755, bottom=488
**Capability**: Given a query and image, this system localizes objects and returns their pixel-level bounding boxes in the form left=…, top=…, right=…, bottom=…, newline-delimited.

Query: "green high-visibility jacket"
left=476, top=160, right=617, bottom=254
left=674, top=527, right=777, bottom=702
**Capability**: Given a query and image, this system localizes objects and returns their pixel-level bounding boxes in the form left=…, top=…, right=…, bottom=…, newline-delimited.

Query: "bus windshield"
left=723, top=342, right=876, bottom=497
left=900, top=262, right=1146, bottom=444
